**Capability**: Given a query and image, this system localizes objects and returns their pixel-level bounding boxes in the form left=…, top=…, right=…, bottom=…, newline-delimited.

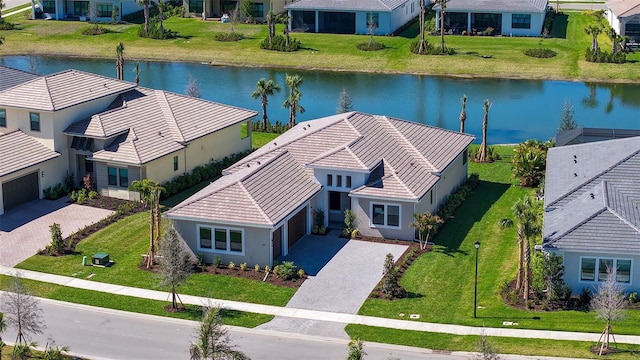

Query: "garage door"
left=2, top=172, right=39, bottom=212
left=287, top=208, right=307, bottom=250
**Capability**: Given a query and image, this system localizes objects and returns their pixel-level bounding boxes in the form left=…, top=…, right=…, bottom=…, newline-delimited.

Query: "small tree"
left=2, top=274, right=46, bottom=352
left=266, top=10, right=277, bottom=45
left=585, top=24, right=602, bottom=55
left=111, top=4, right=119, bottom=23
left=591, top=267, right=626, bottom=355
left=115, top=42, right=125, bottom=81
left=459, top=94, right=467, bottom=133
left=416, top=0, right=427, bottom=54
left=343, top=209, right=356, bottom=237
left=381, top=253, right=402, bottom=298
left=190, top=306, right=250, bottom=360
left=366, top=14, right=377, bottom=47
left=346, top=338, right=366, bottom=360
left=186, top=75, right=202, bottom=98
left=478, top=99, right=491, bottom=163
left=473, top=328, right=502, bottom=360
left=240, top=0, right=256, bottom=23
left=511, top=139, right=550, bottom=188
left=410, top=212, right=443, bottom=250
left=48, top=222, right=65, bottom=255
left=558, top=98, right=578, bottom=132
left=251, top=78, right=281, bottom=130
left=229, top=2, right=240, bottom=33
left=336, top=88, right=353, bottom=114
left=159, top=226, right=193, bottom=310
left=282, top=74, right=304, bottom=128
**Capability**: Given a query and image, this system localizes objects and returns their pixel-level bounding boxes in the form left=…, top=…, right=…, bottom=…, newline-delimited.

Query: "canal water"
left=2, top=55, right=639, bottom=144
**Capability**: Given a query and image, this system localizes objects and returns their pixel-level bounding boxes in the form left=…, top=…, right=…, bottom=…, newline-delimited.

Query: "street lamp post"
left=474, top=240, right=480, bottom=318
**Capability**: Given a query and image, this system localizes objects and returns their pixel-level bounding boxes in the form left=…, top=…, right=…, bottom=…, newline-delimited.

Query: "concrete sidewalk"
left=2, top=265, right=640, bottom=345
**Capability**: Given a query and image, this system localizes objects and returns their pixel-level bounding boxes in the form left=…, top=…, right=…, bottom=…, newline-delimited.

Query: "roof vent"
left=573, top=155, right=577, bottom=159
left=257, top=161, right=261, bottom=165
left=573, top=173, right=577, bottom=177
left=274, top=142, right=277, bottom=146
left=574, top=159, right=577, bottom=164
left=158, top=131, right=162, bottom=136
left=246, top=164, right=250, bottom=167
left=590, top=193, right=595, bottom=199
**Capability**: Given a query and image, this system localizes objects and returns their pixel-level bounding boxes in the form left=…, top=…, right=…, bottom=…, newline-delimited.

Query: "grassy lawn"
left=0, top=11, right=638, bottom=81
left=345, top=325, right=640, bottom=359
left=358, top=145, right=640, bottom=336
left=0, top=274, right=272, bottom=328
left=14, top=212, right=296, bottom=307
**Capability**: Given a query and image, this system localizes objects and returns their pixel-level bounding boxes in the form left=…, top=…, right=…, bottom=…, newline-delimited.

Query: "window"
left=346, top=176, right=352, bottom=188
left=337, top=175, right=342, bottom=187
left=221, top=1, right=236, bottom=13
left=188, top=0, right=203, bottom=14
left=85, top=158, right=94, bottom=173
left=173, top=156, right=179, bottom=171
left=108, top=166, right=128, bottom=187
left=366, top=12, right=379, bottom=29
left=199, top=227, right=212, bottom=249
left=371, top=203, right=401, bottom=228
left=30, top=112, right=40, bottom=132
left=580, top=257, right=632, bottom=283
left=108, top=167, right=118, bottom=186
left=327, top=174, right=333, bottom=186
left=253, top=2, right=264, bottom=17
left=199, top=226, right=244, bottom=253
left=97, top=3, right=112, bottom=17
left=0, top=109, right=6, bottom=127
left=119, top=168, right=128, bottom=188
left=42, top=0, right=55, bottom=13
left=74, top=1, right=89, bottom=16
left=512, top=14, right=531, bottom=29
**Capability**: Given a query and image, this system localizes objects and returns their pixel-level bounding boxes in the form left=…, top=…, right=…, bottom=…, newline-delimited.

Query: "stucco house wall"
left=352, top=198, right=415, bottom=240
left=434, top=151, right=469, bottom=205
left=94, top=161, right=141, bottom=200
left=501, top=11, right=545, bottom=36
left=0, top=160, right=64, bottom=214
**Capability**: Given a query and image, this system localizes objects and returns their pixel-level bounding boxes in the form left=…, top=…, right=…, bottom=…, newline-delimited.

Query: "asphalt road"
left=2, top=0, right=28, bottom=11
left=0, top=298, right=472, bottom=360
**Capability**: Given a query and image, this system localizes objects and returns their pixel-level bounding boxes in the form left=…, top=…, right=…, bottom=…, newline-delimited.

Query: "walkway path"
left=2, top=265, right=640, bottom=345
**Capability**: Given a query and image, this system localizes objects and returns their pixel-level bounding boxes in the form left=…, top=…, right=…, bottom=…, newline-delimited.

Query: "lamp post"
left=474, top=240, right=480, bottom=318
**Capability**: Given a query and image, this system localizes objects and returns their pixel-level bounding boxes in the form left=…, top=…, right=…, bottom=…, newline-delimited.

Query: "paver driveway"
left=0, top=198, right=114, bottom=267
left=258, top=233, right=407, bottom=338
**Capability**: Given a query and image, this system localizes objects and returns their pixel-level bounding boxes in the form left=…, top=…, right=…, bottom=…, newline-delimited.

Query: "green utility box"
left=92, top=252, right=110, bottom=266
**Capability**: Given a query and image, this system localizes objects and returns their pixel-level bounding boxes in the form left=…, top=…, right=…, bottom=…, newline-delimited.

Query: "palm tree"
left=410, top=212, right=443, bottom=250
left=478, top=99, right=491, bottom=162
left=279, top=13, right=291, bottom=48
left=251, top=78, right=280, bottom=130
left=266, top=10, right=277, bottom=45
left=459, top=94, right=467, bottom=133
left=115, top=42, right=125, bottom=80
left=435, top=0, right=447, bottom=53
left=282, top=74, right=304, bottom=128
left=129, top=179, right=164, bottom=269
left=585, top=24, right=602, bottom=54
left=605, top=26, right=619, bottom=54
left=416, top=0, right=427, bottom=54
left=137, top=0, right=154, bottom=37
left=157, top=0, right=168, bottom=33
left=512, top=196, right=541, bottom=301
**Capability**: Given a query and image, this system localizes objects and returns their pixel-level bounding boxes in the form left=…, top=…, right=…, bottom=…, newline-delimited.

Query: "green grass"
left=1, top=12, right=638, bottom=81
left=0, top=274, right=272, bottom=327
left=251, top=131, right=279, bottom=149
left=15, top=212, right=296, bottom=306
left=345, top=325, right=640, bottom=359
left=358, top=145, right=640, bottom=336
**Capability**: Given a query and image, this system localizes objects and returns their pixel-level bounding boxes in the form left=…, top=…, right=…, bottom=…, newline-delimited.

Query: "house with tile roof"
left=284, top=0, right=420, bottom=35
left=184, top=0, right=290, bottom=22
left=165, top=112, right=474, bottom=267
left=35, top=0, right=142, bottom=22
left=0, top=66, right=257, bottom=215
left=543, top=136, right=640, bottom=294
left=606, top=0, right=640, bottom=44
left=433, top=0, right=548, bottom=36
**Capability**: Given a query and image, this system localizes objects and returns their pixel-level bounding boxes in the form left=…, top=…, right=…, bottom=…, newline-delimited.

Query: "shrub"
left=213, top=255, right=223, bottom=268
left=274, top=261, right=298, bottom=280
left=43, top=183, right=68, bottom=200
left=629, top=291, right=638, bottom=304
left=213, top=32, right=244, bottom=41
left=351, top=229, right=360, bottom=239
left=254, top=264, right=260, bottom=272
left=381, top=254, right=404, bottom=299
left=138, top=19, right=176, bottom=39
left=524, top=47, right=557, bottom=58
left=47, top=222, right=65, bottom=255
left=76, top=188, right=87, bottom=204
left=260, top=34, right=301, bottom=52
left=297, top=268, right=305, bottom=278
left=356, top=42, right=386, bottom=51
left=196, top=253, right=207, bottom=271
left=578, top=287, right=592, bottom=309
left=228, top=261, right=235, bottom=269
left=410, top=40, right=455, bottom=55
left=80, top=25, right=111, bottom=35
left=240, top=262, right=248, bottom=271
left=343, top=209, right=356, bottom=236
left=88, top=190, right=99, bottom=199
left=250, top=120, right=289, bottom=134
left=264, top=265, right=270, bottom=273
left=584, top=48, right=626, bottom=63
left=0, top=21, right=16, bottom=30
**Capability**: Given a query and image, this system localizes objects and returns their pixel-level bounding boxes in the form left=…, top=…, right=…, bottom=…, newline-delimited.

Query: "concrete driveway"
left=0, top=198, right=114, bottom=267
left=258, top=234, right=407, bottom=338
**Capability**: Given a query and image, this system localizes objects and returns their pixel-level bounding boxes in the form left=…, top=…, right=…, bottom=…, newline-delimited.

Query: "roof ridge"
left=378, top=115, right=436, bottom=171
left=128, top=136, right=143, bottom=164
left=42, top=76, right=56, bottom=111
left=384, top=159, right=417, bottom=198
left=307, top=136, right=365, bottom=167
left=239, top=150, right=290, bottom=182
left=545, top=207, right=608, bottom=246
left=238, top=182, right=272, bottom=224
left=547, top=149, right=640, bottom=207
left=155, top=91, right=186, bottom=143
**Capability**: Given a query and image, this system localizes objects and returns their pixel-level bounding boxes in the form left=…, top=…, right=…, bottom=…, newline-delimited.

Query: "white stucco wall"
left=501, top=12, right=545, bottom=37
left=352, top=197, right=415, bottom=240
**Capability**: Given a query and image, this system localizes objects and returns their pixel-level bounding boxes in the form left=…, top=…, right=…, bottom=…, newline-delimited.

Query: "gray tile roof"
left=607, top=0, right=640, bottom=17
left=0, top=66, right=39, bottom=92
left=285, top=0, right=409, bottom=11
left=543, top=137, right=640, bottom=252
left=434, top=0, right=548, bottom=12
left=0, top=69, right=136, bottom=111
left=0, top=130, right=60, bottom=177
left=167, top=111, right=473, bottom=226
left=66, top=88, right=257, bottom=165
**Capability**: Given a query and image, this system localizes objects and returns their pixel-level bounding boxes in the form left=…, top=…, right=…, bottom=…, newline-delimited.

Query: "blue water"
left=2, top=55, right=639, bottom=144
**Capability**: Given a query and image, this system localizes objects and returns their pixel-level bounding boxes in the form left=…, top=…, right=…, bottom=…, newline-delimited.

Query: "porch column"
left=315, top=10, right=319, bottom=33
left=467, top=12, right=471, bottom=32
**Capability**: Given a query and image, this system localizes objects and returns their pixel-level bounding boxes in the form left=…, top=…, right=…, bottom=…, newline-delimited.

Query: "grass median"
left=1, top=11, right=638, bottom=81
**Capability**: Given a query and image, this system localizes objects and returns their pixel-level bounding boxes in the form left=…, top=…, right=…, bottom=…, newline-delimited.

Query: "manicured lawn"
left=345, top=325, right=640, bottom=359
left=358, top=145, right=640, bottom=335
left=251, top=131, right=279, bottom=149
left=1, top=12, right=638, bottom=81
left=0, top=274, right=273, bottom=328
left=15, top=212, right=296, bottom=307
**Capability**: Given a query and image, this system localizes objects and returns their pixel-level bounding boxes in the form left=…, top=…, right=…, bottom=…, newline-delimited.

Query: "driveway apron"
left=0, top=198, right=114, bottom=267
left=258, top=234, right=407, bottom=338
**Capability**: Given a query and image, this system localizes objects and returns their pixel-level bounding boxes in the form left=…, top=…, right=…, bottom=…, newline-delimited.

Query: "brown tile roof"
left=607, top=0, right=640, bottom=17
left=0, top=130, right=60, bottom=177
left=0, top=69, right=136, bottom=111
left=168, top=111, right=473, bottom=226
left=66, top=88, right=257, bottom=165
left=0, top=66, right=39, bottom=92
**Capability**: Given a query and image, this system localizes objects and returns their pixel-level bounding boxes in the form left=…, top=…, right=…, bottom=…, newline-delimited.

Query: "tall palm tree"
left=459, top=94, right=467, bottom=133
left=478, top=99, right=491, bottom=162
left=416, top=0, right=427, bottom=54
left=266, top=10, right=277, bottom=45
left=251, top=78, right=280, bottom=130
left=157, top=0, right=167, bottom=33
left=283, top=74, right=304, bottom=128
left=279, top=13, right=291, bottom=48
left=512, top=196, right=541, bottom=301
left=115, top=42, right=125, bottom=80
left=129, top=179, right=164, bottom=269
left=137, top=0, right=153, bottom=37
left=605, top=26, right=619, bottom=54
left=435, top=0, right=447, bottom=53
left=585, top=24, right=602, bottom=54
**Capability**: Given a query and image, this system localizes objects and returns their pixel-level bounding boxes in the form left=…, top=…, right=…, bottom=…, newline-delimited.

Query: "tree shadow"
left=405, top=291, right=424, bottom=299
left=550, top=14, right=568, bottom=39
left=432, top=180, right=510, bottom=255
